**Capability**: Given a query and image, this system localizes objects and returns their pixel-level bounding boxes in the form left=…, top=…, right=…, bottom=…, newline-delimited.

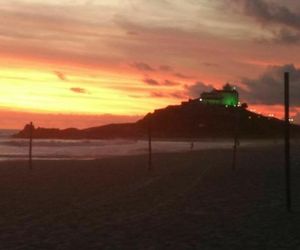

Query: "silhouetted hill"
left=14, top=123, right=143, bottom=139
left=13, top=102, right=300, bottom=139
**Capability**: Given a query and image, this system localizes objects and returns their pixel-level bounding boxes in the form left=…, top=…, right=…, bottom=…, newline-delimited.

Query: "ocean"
left=0, top=129, right=273, bottom=161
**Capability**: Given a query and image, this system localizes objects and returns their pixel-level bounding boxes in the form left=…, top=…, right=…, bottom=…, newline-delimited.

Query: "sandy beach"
left=1, top=144, right=300, bottom=249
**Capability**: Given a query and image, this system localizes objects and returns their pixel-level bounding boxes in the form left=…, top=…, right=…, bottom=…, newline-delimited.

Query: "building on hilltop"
left=200, top=83, right=239, bottom=107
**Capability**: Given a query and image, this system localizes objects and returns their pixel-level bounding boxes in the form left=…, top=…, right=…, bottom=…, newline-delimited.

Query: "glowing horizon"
left=1, top=0, right=300, bottom=128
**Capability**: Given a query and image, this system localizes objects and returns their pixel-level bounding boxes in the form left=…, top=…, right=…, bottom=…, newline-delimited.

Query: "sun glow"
left=0, top=63, right=181, bottom=118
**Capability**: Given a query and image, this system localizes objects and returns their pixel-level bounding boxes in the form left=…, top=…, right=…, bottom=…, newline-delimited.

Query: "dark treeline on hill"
left=13, top=102, right=300, bottom=139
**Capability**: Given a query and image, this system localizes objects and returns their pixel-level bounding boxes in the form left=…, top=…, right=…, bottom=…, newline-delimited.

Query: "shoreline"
left=0, top=138, right=291, bottom=162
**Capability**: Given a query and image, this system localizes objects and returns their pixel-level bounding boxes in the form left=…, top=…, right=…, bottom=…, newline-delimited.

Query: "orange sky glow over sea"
left=1, top=0, right=300, bottom=129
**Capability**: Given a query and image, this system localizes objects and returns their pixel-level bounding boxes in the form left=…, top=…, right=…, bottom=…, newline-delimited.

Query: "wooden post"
left=148, top=117, right=152, bottom=171
left=232, top=107, right=240, bottom=170
left=29, top=122, right=33, bottom=169
left=284, top=72, right=291, bottom=212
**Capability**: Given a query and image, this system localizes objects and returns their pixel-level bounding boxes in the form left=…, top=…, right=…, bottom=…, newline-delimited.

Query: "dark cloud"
left=159, top=65, right=173, bottom=71
left=70, top=87, right=88, bottom=94
left=184, top=82, right=212, bottom=98
left=242, top=0, right=300, bottom=29
left=162, top=80, right=181, bottom=86
left=272, top=28, right=300, bottom=44
left=132, top=62, right=155, bottom=71
left=238, top=64, right=300, bottom=105
left=54, top=71, right=67, bottom=81
left=143, top=78, right=181, bottom=86
left=150, top=91, right=186, bottom=99
left=227, top=0, right=300, bottom=43
left=170, top=91, right=187, bottom=99
left=143, top=78, right=160, bottom=85
left=174, top=73, right=193, bottom=79
left=150, top=91, right=166, bottom=98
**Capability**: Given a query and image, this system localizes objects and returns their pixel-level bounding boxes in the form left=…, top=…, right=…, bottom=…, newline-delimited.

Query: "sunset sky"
left=1, top=0, right=300, bottom=129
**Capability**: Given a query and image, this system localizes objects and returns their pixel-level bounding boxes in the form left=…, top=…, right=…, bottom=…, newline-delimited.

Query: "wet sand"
left=0, top=145, right=300, bottom=249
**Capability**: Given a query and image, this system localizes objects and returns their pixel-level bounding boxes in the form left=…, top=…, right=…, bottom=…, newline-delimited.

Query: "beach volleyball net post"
left=29, top=122, right=34, bottom=169
left=232, top=106, right=240, bottom=171
left=148, top=117, right=152, bottom=171
left=284, top=72, right=291, bottom=212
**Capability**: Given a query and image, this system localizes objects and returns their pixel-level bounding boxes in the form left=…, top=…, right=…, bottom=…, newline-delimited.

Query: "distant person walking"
left=190, top=141, right=194, bottom=151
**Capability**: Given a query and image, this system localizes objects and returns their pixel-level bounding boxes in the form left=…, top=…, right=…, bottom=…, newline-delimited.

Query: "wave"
left=0, top=138, right=249, bottom=162
left=0, top=154, right=95, bottom=161
left=0, top=139, right=138, bottom=148
left=0, top=129, right=19, bottom=138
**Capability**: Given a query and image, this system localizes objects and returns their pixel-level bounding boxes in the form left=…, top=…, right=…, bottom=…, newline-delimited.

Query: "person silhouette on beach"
left=190, top=141, right=194, bottom=151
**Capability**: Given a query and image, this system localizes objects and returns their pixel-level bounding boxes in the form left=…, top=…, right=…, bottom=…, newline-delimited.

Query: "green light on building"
left=200, top=84, right=239, bottom=107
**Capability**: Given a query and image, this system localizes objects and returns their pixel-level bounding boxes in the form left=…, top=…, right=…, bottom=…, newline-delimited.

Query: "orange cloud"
left=54, top=71, right=67, bottom=81
left=70, top=87, right=88, bottom=94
